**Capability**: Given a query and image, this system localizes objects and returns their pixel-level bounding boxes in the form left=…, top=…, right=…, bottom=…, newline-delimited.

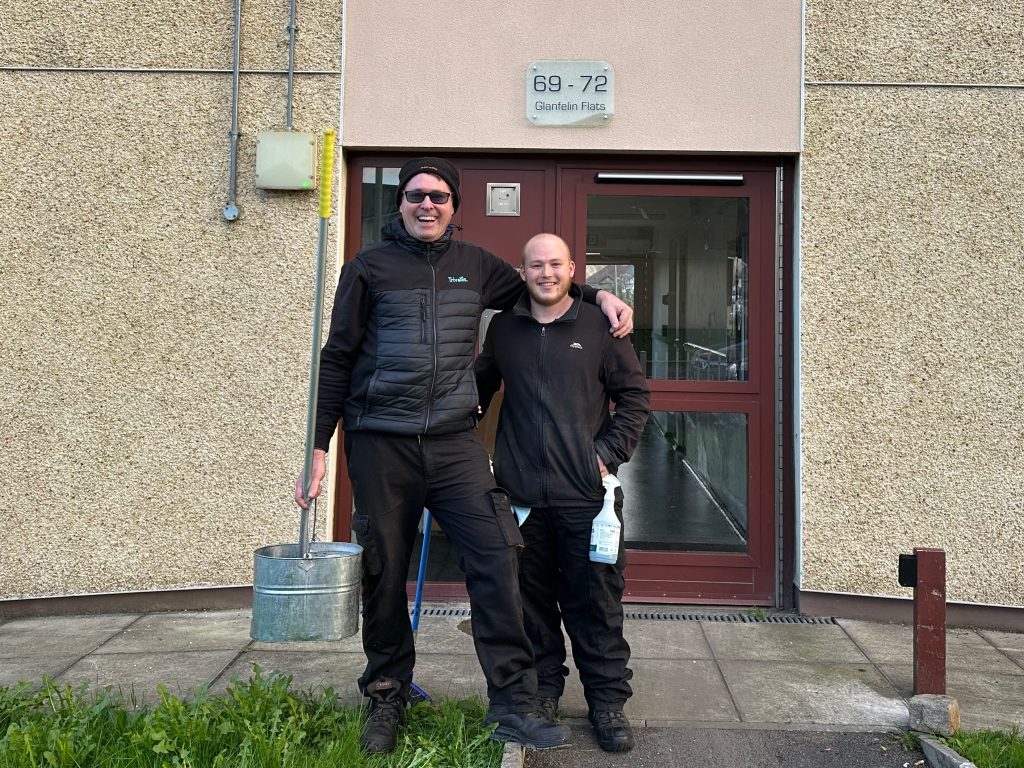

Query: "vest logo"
left=569, top=342, right=583, bottom=350
left=448, top=276, right=469, bottom=283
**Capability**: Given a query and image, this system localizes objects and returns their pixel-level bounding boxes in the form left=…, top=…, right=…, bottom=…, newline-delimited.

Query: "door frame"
left=336, top=152, right=796, bottom=607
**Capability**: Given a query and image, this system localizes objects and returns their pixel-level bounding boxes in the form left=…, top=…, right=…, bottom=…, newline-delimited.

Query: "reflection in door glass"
left=617, top=411, right=748, bottom=552
left=586, top=196, right=749, bottom=381
left=361, top=167, right=400, bottom=247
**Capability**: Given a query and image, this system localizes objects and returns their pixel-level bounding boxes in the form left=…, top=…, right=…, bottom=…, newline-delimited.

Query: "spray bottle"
left=589, top=474, right=621, bottom=564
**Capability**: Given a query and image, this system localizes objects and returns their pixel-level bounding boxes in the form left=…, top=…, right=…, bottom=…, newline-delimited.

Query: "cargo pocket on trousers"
left=490, top=488, right=524, bottom=549
left=351, top=513, right=383, bottom=575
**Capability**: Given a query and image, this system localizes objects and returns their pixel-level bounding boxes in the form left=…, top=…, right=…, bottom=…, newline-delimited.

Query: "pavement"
left=1, top=605, right=1022, bottom=766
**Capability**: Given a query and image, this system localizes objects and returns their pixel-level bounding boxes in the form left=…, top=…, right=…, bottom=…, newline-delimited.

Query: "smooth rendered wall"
left=343, top=0, right=802, bottom=153
left=0, top=1, right=342, bottom=598
left=802, top=1, right=1024, bottom=604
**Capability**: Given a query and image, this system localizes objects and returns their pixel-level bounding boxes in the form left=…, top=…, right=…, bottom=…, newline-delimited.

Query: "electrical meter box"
left=255, top=131, right=317, bottom=190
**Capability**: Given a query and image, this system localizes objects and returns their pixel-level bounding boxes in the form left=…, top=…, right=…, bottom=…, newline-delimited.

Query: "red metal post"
left=913, top=548, right=946, bottom=695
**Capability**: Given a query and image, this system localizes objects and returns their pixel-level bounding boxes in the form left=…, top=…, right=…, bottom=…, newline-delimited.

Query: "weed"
left=888, top=728, right=921, bottom=751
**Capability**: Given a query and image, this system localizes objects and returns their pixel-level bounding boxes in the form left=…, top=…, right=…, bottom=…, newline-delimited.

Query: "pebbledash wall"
left=799, top=1, right=1023, bottom=609
left=0, top=0, right=343, bottom=600
left=1, top=1, right=1021, bottom=616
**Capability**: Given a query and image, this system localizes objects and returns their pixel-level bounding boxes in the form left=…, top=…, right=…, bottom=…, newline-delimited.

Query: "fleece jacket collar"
left=512, top=282, right=583, bottom=324
left=382, top=216, right=453, bottom=257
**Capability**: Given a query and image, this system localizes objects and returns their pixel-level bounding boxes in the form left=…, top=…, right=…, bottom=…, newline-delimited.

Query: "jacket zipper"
left=424, top=245, right=438, bottom=432
left=538, top=324, right=547, bottom=501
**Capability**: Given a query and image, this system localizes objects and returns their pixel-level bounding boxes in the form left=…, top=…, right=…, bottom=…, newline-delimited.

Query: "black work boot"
left=486, top=711, right=571, bottom=750
left=589, top=709, right=634, bottom=752
left=536, top=696, right=559, bottom=723
left=360, top=678, right=406, bottom=753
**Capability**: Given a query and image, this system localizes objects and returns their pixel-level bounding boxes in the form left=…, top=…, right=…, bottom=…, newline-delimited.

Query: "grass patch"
left=0, top=668, right=504, bottom=768
left=945, top=727, right=1024, bottom=768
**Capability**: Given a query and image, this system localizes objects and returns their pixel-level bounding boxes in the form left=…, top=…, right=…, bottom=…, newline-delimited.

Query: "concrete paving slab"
left=538, top=659, right=738, bottom=724
left=412, top=615, right=478, bottom=655
left=840, top=620, right=1024, bottom=675
left=524, top=726, right=925, bottom=768
left=624, top=620, right=713, bottom=659
left=407, top=653, right=488, bottom=701
left=214, top=649, right=487, bottom=705
left=978, top=630, right=1024, bottom=669
left=878, top=664, right=1024, bottom=731
left=249, top=614, right=478, bottom=656
left=703, top=622, right=869, bottom=663
left=249, top=630, right=364, bottom=654
left=95, top=609, right=252, bottom=654
left=0, top=614, right=139, bottom=658
left=977, top=629, right=1024, bottom=652
left=0, top=656, right=82, bottom=687
left=940, top=630, right=1011, bottom=677
left=57, top=650, right=239, bottom=704
left=625, top=658, right=740, bottom=723
left=213, top=649, right=365, bottom=702
left=834, top=620, right=909, bottom=662
left=720, top=660, right=909, bottom=726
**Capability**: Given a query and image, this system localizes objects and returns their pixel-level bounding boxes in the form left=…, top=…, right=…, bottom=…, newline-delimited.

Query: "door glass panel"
left=361, top=167, right=400, bottom=247
left=618, top=411, right=748, bottom=553
left=586, top=195, right=749, bottom=381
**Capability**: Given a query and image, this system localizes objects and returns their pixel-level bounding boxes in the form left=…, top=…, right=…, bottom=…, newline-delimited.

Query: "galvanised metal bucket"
left=251, top=542, right=362, bottom=642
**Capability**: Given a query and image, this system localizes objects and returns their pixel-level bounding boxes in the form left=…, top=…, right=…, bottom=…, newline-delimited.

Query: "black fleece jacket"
left=314, top=219, right=601, bottom=449
left=475, top=285, right=651, bottom=508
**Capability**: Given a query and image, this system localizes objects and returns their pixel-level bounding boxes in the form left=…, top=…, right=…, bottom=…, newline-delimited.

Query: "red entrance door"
left=560, top=164, right=778, bottom=604
left=339, top=156, right=780, bottom=604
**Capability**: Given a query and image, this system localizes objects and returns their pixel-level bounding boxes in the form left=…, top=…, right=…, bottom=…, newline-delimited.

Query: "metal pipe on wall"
left=285, top=0, right=298, bottom=131
left=223, top=0, right=243, bottom=221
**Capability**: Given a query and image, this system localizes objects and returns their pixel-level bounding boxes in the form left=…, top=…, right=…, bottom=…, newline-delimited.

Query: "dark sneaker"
left=589, top=709, right=634, bottom=753
left=486, top=711, right=571, bottom=750
left=360, top=679, right=406, bottom=753
left=536, top=696, right=559, bottom=723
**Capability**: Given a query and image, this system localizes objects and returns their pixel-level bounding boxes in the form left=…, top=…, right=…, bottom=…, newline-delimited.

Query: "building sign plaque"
left=526, top=60, right=614, bottom=127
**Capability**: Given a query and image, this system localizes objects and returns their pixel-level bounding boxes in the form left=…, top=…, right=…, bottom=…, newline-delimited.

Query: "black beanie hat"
left=396, top=157, right=461, bottom=211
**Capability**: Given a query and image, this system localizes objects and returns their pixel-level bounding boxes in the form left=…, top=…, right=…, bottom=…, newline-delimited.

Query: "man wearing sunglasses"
left=296, top=157, right=633, bottom=754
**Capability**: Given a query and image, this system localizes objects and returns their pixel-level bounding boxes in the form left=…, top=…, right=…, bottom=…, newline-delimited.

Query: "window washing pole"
left=298, top=130, right=336, bottom=558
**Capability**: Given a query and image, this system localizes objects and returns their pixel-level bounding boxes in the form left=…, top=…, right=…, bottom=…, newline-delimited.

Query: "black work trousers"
left=345, top=429, right=536, bottom=715
left=518, top=490, right=633, bottom=712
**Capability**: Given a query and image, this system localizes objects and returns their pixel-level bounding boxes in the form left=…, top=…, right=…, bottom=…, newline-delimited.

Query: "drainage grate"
left=410, top=607, right=836, bottom=624
left=624, top=611, right=838, bottom=624
left=411, top=607, right=473, bottom=618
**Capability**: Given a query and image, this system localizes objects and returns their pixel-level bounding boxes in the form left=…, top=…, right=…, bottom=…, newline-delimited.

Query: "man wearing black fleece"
left=476, top=233, right=650, bottom=753
left=295, top=158, right=633, bottom=753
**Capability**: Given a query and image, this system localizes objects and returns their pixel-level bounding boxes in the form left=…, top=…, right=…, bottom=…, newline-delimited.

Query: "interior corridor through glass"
left=407, top=413, right=749, bottom=583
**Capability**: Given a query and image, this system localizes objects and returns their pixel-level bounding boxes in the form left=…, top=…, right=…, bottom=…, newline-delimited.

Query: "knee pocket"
left=490, top=488, right=524, bottom=549
left=352, top=513, right=384, bottom=575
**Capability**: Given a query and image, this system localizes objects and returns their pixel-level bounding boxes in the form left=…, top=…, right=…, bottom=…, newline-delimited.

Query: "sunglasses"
left=403, top=190, right=451, bottom=205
